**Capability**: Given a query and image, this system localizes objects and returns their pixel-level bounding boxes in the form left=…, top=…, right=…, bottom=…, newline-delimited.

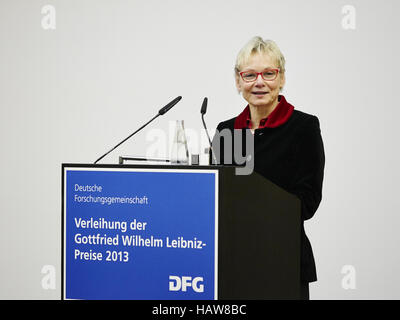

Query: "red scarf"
left=234, top=95, right=294, bottom=129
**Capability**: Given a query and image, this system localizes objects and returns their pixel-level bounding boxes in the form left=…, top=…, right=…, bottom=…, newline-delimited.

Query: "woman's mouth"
left=252, top=91, right=268, bottom=96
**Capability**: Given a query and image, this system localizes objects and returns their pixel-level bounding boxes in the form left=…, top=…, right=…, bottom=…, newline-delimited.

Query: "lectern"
left=62, top=164, right=300, bottom=300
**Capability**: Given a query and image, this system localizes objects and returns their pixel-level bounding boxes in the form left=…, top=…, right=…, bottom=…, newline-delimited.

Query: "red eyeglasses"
left=239, top=69, right=280, bottom=82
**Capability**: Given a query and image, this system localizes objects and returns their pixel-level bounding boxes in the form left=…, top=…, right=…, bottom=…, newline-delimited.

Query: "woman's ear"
left=235, top=74, right=242, bottom=94
left=279, top=72, right=286, bottom=92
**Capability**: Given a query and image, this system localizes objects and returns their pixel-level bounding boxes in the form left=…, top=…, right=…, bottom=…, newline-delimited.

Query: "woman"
left=212, top=36, right=325, bottom=299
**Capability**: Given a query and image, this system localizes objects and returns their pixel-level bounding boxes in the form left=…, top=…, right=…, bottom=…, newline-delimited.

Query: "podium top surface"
left=62, top=163, right=227, bottom=171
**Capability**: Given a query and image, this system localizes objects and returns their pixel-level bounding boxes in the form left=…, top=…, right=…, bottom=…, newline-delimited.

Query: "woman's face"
left=236, top=52, right=285, bottom=109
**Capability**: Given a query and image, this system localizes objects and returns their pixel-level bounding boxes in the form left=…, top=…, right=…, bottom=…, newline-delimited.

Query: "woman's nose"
left=254, top=74, right=265, bottom=86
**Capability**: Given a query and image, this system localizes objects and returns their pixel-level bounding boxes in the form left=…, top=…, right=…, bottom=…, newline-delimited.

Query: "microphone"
left=200, top=97, right=208, bottom=115
left=158, top=96, right=182, bottom=115
left=200, top=97, right=217, bottom=165
left=94, top=96, right=182, bottom=164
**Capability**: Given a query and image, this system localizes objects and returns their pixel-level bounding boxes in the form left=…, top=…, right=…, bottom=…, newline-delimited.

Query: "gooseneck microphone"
left=200, top=97, right=217, bottom=165
left=158, top=96, right=182, bottom=115
left=94, top=96, right=182, bottom=164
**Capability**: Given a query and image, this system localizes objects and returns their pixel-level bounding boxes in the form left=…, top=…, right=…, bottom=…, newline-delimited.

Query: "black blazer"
left=212, top=109, right=325, bottom=283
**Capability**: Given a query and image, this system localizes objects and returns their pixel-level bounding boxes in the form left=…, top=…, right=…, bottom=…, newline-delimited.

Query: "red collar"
left=234, top=95, right=294, bottom=129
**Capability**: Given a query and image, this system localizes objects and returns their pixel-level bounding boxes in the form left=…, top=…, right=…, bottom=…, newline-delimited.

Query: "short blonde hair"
left=234, top=36, right=286, bottom=74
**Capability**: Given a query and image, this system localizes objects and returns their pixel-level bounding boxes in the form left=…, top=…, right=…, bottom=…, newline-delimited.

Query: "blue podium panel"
left=62, top=167, right=218, bottom=300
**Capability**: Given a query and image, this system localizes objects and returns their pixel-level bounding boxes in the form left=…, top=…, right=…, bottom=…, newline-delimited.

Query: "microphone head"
left=158, top=96, right=182, bottom=115
left=200, top=97, right=208, bottom=115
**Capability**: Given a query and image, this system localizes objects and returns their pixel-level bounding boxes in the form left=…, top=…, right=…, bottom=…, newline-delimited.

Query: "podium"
left=62, top=163, right=300, bottom=300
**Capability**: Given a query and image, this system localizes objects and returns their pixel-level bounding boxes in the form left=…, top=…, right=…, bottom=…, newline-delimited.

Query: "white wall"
left=0, top=0, right=399, bottom=299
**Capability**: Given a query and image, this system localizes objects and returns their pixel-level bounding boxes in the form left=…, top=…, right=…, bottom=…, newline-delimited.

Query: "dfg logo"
left=169, top=275, right=204, bottom=293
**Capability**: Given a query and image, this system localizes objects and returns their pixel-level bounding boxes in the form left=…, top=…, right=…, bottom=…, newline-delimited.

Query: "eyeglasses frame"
left=239, top=68, right=280, bottom=82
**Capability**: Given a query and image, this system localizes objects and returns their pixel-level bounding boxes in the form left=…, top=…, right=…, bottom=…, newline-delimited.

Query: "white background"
left=0, top=0, right=399, bottom=299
